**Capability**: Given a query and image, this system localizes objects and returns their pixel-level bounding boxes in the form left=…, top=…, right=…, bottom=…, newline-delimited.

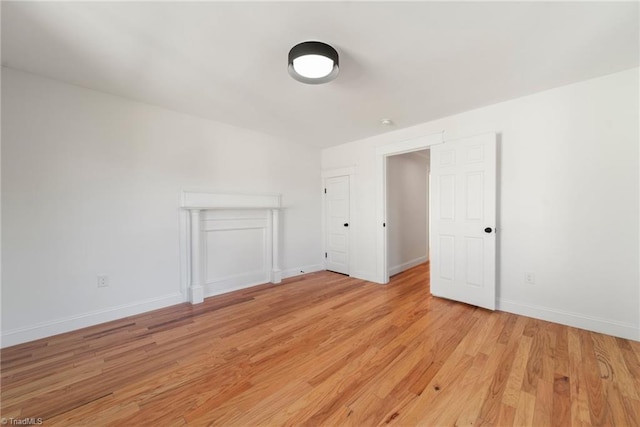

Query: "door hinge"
left=325, top=252, right=327, bottom=258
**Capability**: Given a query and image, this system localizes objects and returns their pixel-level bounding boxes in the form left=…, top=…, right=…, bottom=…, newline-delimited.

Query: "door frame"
left=375, top=132, right=444, bottom=284
left=321, top=166, right=356, bottom=275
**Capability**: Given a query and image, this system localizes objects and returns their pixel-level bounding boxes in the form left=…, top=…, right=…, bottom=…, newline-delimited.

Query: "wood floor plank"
left=1, top=262, right=638, bottom=426
left=513, top=391, right=537, bottom=427
left=523, top=321, right=545, bottom=395
left=391, top=353, right=475, bottom=426
left=554, top=324, right=570, bottom=377
left=594, top=333, right=640, bottom=400
left=580, top=329, right=611, bottom=426
left=568, top=328, right=593, bottom=426
left=474, top=314, right=527, bottom=425
left=532, top=379, right=554, bottom=426
left=454, top=342, right=509, bottom=426
left=263, top=346, right=384, bottom=426
left=502, top=334, right=533, bottom=408
left=552, top=373, right=571, bottom=427
left=604, top=380, right=633, bottom=427
left=419, top=352, right=488, bottom=426
left=621, top=396, right=640, bottom=426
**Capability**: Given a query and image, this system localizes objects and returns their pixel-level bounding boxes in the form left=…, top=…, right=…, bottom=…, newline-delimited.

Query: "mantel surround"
left=181, top=191, right=282, bottom=304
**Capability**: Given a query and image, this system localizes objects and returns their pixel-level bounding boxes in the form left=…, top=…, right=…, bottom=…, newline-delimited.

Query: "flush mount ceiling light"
left=288, top=41, right=339, bottom=84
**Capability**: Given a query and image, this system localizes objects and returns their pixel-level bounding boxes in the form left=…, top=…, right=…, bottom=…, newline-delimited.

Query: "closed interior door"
left=325, top=176, right=350, bottom=275
left=430, top=133, right=496, bottom=310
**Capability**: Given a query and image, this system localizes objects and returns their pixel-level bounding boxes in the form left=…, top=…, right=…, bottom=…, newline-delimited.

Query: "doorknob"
left=484, top=227, right=493, bottom=233
left=344, top=223, right=349, bottom=227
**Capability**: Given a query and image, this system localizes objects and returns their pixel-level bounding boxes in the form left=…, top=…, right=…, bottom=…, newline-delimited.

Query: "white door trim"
left=375, top=132, right=444, bottom=284
left=321, top=166, right=356, bottom=275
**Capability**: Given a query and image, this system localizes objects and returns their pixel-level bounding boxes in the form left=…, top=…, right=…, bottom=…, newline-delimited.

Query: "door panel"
left=325, top=176, right=350, bottom=275
left=430, top=133, right=496, bottom=310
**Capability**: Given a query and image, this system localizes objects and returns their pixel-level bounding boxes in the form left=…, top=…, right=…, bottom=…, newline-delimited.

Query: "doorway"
left=386, top=150, right=430, bottom=277
left=376, top=132, right=498, bottom=311
left=375, top=132, right=444, bottom=283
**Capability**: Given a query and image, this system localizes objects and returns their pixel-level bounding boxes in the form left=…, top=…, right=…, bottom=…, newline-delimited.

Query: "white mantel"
left=181, top=191, right=282, bottom=304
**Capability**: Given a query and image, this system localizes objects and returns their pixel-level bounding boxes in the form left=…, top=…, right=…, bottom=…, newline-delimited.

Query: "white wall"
left=323, top=68, right=640, bottom=340
left=1, top=68, right=322, bottom=346
left=387, top=152, right=429, bottom=275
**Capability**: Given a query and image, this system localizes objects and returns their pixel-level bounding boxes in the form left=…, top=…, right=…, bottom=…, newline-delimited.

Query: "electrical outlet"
left=524, top=272, right=535, bottom=285
left=97, top=275, right=109, bottom=288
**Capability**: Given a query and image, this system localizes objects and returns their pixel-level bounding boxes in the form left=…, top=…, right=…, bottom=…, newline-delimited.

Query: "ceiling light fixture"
left=288, top=41, right=339, bottom=84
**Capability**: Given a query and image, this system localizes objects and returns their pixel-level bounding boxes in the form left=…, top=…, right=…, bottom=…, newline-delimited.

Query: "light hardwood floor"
left=1, top=263, right=639, bottom=426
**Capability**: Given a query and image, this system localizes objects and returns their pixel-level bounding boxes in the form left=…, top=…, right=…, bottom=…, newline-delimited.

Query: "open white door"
left=325, top=175, right=350, bottom=275
left=430, top=133, right=496, bottom=310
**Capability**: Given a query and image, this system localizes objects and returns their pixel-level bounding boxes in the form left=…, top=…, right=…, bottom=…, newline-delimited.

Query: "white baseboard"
left=281, top=264, right=324, bottom=280
left=498, top=299, right=638, bottom=341
left=11, top=271, right=633, bottom=349
left=203, top=271, right=269, bottom=298
left=351, top=270, right=381, bottom=283
left=1, top=263, right=328, bottom=348
left=389, top=256, right=428, bottom=276
left=1, top=292, right=186, bottom=348
left=203, top=264, right=325, bottom=297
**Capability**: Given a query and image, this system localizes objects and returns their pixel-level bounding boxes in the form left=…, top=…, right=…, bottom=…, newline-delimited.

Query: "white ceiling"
left=2, top=2, right=638, bottom=148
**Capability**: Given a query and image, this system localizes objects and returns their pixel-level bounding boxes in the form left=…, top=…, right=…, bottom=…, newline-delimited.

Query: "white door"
left=430, top=133, right=496, bottom=310
left=325, top=176, right=350, bottom=275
